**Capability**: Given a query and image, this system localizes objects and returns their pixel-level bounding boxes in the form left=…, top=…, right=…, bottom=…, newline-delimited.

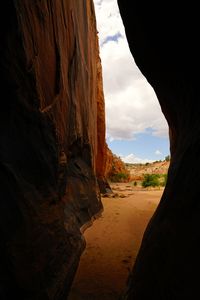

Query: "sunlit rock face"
left=105, top=146, right=130, bottom=182
left=97, top=144, right=130, bottom=194
left=118, top=2, right=200, bottom=299
left=0, top=1, right=106, bottom=298
left=95, top=53, right=109, bottom=194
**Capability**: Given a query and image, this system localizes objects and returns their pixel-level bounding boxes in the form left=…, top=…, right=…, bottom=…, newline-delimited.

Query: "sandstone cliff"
left=95, top=50, right=109, bottom=193
left=105, top=146, right=130, bottom=183
left=0, top=1, right=105, bottom=299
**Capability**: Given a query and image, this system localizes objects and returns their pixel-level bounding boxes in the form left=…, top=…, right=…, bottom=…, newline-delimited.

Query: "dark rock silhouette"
left=118, top=2, right=200, bottom=299
left=0, top=1, right=106, bottom=299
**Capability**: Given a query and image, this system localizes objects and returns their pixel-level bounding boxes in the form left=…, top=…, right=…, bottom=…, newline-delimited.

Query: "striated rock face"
left=95, top=52, right=108, bottom=193
left=0, top=1, right=105, bottom=299
left=118, top=2, right=200, bottom=299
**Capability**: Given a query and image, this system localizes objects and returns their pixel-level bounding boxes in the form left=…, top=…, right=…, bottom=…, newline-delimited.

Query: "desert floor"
left=69, top=183, right=164, bottom=300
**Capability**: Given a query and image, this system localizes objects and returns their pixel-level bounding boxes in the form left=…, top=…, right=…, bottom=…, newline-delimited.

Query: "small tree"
left=165, top=155, right=170, bottom=161
left=161, top=174, right=168, bottom=186
left=142, top=174, right=160, bottom=188
left=110, top=172, right=129, bottom=182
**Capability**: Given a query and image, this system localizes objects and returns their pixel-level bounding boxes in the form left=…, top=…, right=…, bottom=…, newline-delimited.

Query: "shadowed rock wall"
left=0, top=1, right=105, bottom=299
left=118, top=2, right=200, bottom=299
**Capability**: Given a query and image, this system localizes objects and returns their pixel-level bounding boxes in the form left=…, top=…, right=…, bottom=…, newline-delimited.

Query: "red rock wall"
left=96, top=54, right=107, bottom=180
left=95, top=55, right=111, bottom=193
left=105, top=146, right=130, bottom=182
left=0, top=1, right=105, bottom=298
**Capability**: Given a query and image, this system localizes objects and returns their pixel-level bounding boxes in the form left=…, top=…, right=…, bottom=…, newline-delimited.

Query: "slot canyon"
left=0, top=1, right=199, bottom=299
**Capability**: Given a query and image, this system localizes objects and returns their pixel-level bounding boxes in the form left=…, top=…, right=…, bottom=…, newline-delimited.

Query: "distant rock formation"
left=127, top=160, right=170, bottom=181
left=105, top=146, right=130, bottom=183
left=0, top=1, right=107, bottom=298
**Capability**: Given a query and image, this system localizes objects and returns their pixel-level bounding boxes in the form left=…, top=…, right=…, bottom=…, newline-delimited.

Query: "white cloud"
left=120, top=153, right=154, bottom=164
left=94, top=0, right=169, bottom=141
left=155, top=150, right=162, bottom=155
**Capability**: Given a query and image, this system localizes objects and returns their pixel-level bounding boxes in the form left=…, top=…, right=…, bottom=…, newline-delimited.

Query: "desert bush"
left=110, top=172, right=130, bottom=182
left=142, top=174, right=160, bottom=188
left=142, top=173, right=168, bottom=188
left=165, top=155, right=170, bottom=161
left=161, top=173, right=168, bottom=186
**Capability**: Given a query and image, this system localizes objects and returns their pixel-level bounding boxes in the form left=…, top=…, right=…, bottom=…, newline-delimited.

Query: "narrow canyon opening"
left=68, top=1, right=170, bottom=299
left=2, top=1, right=198, bottom=299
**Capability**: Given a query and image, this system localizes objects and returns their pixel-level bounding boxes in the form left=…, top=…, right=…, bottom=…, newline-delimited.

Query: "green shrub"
left=142, top=173, right=168, bottom=188
left=133, top=181, right=137, bottom=186
left=110, top=172, right=129, bottom=182
left=142, top=174, right=160, bottom=188
left=161, top=174, right=168, bottom=186
left=165, top=155, right=170, bottom=161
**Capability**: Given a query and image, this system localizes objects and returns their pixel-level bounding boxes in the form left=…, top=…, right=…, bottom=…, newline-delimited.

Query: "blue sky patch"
left=107, top=132, right=170, bottom=162
left=101, top=32, right=123, bottom=47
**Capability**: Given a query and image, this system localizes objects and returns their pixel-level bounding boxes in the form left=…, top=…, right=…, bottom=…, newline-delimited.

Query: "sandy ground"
left=68, top=183, right=163, bottom=300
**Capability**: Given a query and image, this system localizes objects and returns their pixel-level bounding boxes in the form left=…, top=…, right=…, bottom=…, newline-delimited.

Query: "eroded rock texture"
left=118, top=2, right=200, bottom=299
left=0, top=1, right=105, bottom=299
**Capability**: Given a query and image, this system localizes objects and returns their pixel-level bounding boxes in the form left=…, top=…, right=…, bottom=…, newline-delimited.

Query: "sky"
left=93, top=0, right=170, bottom=163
